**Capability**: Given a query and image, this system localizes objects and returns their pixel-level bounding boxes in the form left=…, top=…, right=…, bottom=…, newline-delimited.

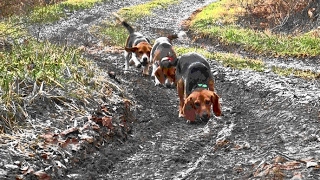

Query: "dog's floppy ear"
left=125, top=46, right=138, bottom=52
left=183, top=96, right=196, bottom=122
left=155, top=67, right=165, bottom=84
left=211, top=92, right=222, bottom=116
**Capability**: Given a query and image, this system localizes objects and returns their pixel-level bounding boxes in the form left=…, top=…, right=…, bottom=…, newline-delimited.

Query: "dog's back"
left=176, top=52, right=212, bottom=96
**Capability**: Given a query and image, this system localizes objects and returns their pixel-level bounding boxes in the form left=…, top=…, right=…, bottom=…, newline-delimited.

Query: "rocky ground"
left=1, top=0, right=320, bottom=179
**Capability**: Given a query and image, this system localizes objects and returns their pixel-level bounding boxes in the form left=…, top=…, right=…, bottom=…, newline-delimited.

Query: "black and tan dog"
left=176, top=52, right=222, bottom=122
left=150, top=32, right=186, bottom=87
left=113, top=12, right=152, bottom=75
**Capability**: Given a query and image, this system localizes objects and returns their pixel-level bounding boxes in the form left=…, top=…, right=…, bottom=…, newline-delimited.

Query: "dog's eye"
left=205, top=100, right=211, bottom=105
left=194, top=102, right=200, bottom=107
left=138, top=51, right=143, bottom=54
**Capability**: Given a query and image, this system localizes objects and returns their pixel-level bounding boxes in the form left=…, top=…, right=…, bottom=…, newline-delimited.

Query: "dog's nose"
left=142, top=58, right=148, bottom=66
left=136, top=63, right=142, bottom=68
left=200, top=113, right=210, bottom=122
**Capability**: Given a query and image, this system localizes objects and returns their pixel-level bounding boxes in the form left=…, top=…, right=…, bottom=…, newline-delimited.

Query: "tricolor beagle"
left=150, top=32, right=186, bottom=87
left=176, top=52, right=222, bottom=122
left=113, top=12, right=152, bottom=76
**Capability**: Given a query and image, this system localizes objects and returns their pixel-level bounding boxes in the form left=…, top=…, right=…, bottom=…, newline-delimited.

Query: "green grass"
left=0, top=34, right=98, bottom=133
left=91, top=22, right=128, bottom=46
left=189, top=0, right=320, bottom=57
left=29, top=0, right=104, bottom=23
left=94, top=0, right=179, bottom=46
left=175, top=46, right=320, bottom=79
left=175, top=46, right=265, bottom=72
left=0, top=21, right=26, bottom=38
left=117, top=0, right=180, bottom=22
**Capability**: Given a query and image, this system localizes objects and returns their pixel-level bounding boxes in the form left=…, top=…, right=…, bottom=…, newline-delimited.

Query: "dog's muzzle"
left=141, top=57, right=148, bottom=66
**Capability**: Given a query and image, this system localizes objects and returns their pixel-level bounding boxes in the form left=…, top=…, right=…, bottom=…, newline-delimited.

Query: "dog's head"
left=155, top=66, right=176, bottom=85
left=182, top=89, right=221, bottom=122
left=125, top=42, right=152, bottom=66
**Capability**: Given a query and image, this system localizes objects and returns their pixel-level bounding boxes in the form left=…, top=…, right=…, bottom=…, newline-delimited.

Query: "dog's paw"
left=154, top=82, right=162, bottom=86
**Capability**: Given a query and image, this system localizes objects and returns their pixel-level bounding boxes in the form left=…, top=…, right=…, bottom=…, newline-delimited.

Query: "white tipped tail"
left=177, top=31, right=187, bottom=40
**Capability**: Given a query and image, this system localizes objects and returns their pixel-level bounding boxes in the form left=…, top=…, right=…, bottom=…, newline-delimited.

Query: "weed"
left=93, top=0, right=179, bottom=47
left=0, top=36, right=98, bottom=132
left=189, top=0, right=320, bottom=57
left=117, top=0, right=180, bottom=22
left=29, top=0, right=103, bottom=23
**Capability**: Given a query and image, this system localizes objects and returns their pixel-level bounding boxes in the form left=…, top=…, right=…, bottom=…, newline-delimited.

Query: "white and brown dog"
left=113, top=12, right=152, bottom=75
left=150, top=32, right=186, bottom=87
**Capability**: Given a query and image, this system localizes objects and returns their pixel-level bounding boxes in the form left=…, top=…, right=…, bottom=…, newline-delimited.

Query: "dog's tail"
left=112, top=12, right=135, bottom=34
left=167, top=31, right=187, bottom=41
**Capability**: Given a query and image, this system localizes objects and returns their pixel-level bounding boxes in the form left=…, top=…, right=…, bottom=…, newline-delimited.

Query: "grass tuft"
left=117, top=0, right=180, bottom=22
left=93, top=0, right=179, bottom=47
left=175, top=46, right=320, bottom=79
left=175, top=46, right=265, bottom=72
left=29, top=0, right=103, bottom=23
left=0, top=35, right=98, bottom=133
left=189, top=0, right=320, bottom=57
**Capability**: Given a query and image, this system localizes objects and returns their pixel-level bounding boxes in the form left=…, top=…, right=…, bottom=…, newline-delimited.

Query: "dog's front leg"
left=124, top=51, right=130, bottom=72
left=142, top=65, right=149, bottom=76
left=151, top=63, right=157, bottom=77
left=177, top=80, right=185, bottom=118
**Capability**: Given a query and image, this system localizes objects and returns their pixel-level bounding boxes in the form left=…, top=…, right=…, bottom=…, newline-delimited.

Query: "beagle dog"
left=176, top=52, right=222, bottom=122
left=113, top=12, right=152, bottom=75
left=150, top=32, right=186, bottom=87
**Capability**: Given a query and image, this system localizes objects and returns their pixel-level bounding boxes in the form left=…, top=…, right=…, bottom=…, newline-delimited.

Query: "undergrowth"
left=189, top=0, right=320, bottom=57
left=0, top=35, right=99, bottom=133
left=92, top=0, right=179, bottom=46
left=29, top=0, right=104, bottom=23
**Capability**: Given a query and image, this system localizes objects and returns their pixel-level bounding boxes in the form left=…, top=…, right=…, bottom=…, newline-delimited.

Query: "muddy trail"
left=13, top=0, right=320, bottom=179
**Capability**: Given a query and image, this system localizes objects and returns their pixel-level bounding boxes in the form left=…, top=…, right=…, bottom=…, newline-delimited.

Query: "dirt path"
left=24, top=0, right=320, bottom=179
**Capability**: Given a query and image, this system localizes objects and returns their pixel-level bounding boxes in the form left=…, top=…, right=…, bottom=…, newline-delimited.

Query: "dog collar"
left=190, top=83, right=208, bottom=93
left=161, top=56, right=175, bottom=62
left=160, top=56, right=175, bottom=68
left=167, top=56, right=174, bottom=62
left=197, top=84, right=208, bottom=88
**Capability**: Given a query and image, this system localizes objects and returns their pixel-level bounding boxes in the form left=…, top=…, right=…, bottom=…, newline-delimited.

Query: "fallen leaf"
left=22, top=167, right=34, bottom=175
left=102, top=116, right=113, bottom=130
left=280, top=161, right=301, bottom=170
left=41, top=153, right=49, bottom=160
left=101, top=105, right=110, bottom=114
left=60, top=127, right=79, bottom=136
left=274, top=156, right=286, bottom=163
left=254, top=164, right=271, bottom=177
left=60, top=138, right=78, bottom=149
left=34, top=170, right=51, bottom=180
left=40, top=133, right=58, bottom=144
left=78, top=134, right=94, bottom=143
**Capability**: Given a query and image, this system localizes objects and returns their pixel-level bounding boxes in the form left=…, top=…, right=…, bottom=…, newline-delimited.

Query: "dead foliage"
left=239, top=0, right=319, bottom=33
left=0, top=0, right=65, bottom=19
left=253, top=155, right=320, bottom=179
